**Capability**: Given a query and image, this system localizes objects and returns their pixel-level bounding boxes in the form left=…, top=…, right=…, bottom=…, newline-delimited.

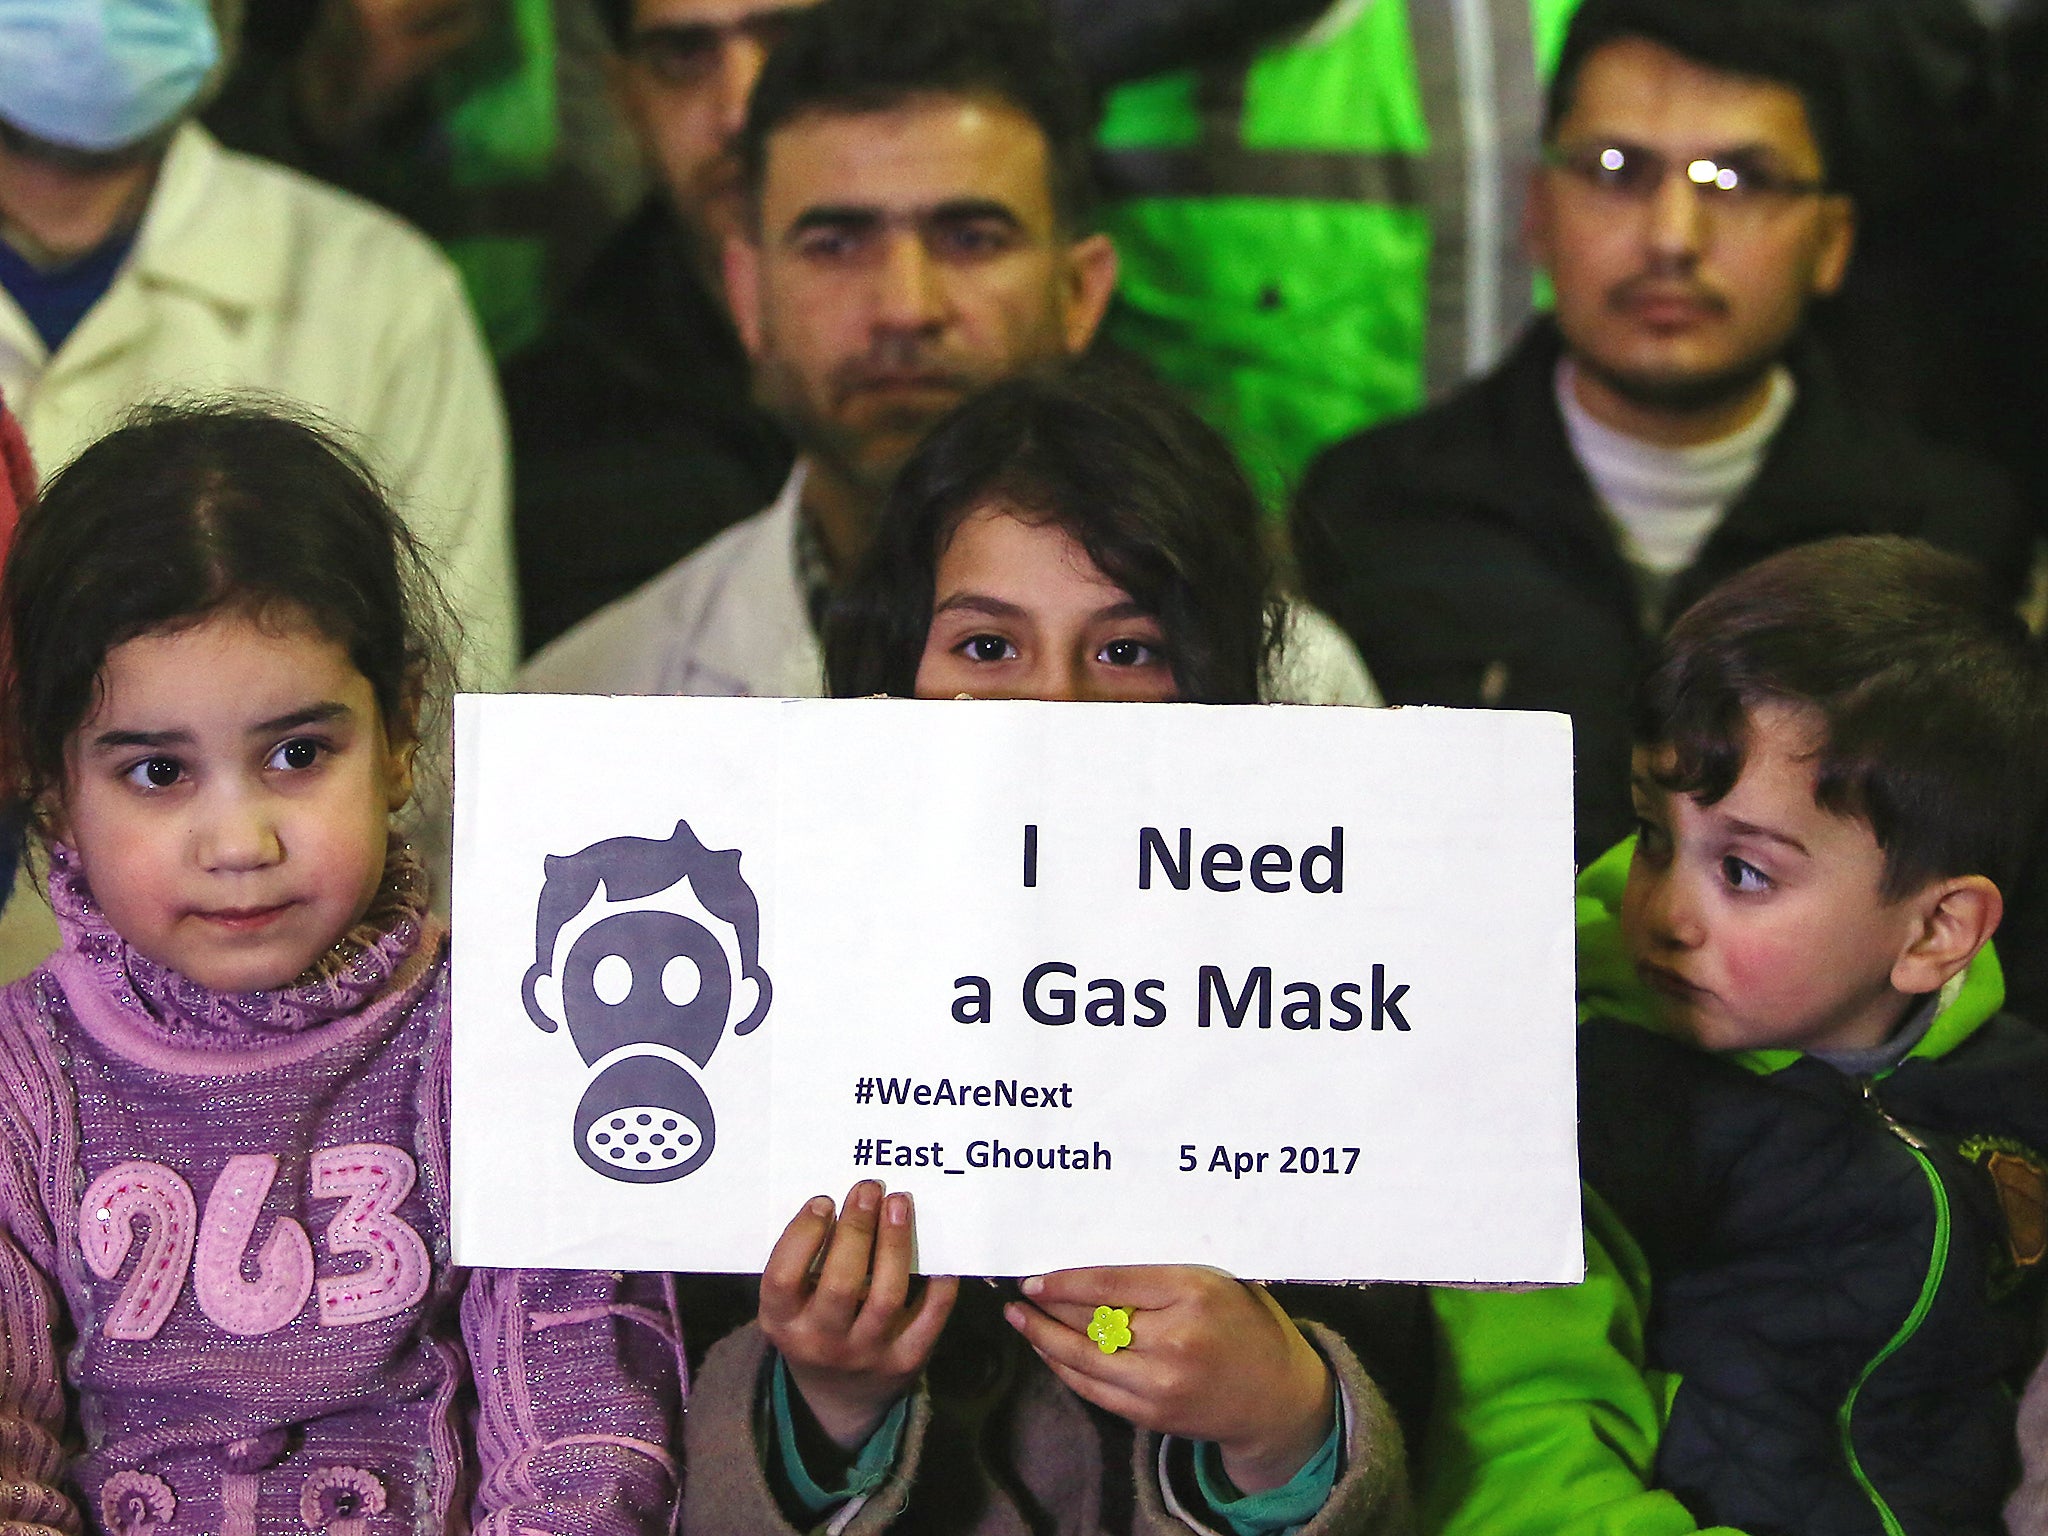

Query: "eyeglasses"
left=627, top=9, right=804, bottom=88
left=1546, top=142, right=1829, bottom=213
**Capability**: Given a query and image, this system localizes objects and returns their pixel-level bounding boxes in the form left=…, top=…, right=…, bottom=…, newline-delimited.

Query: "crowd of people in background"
left=6, top=0, right=2048, bottom=1531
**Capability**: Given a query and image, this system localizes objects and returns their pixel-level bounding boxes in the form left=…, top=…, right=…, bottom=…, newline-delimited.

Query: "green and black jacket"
left=1424, top=840, right=2048, bottom=1536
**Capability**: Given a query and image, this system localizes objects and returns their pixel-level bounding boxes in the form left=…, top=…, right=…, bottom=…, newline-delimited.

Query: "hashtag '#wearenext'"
left=855, top=1077, right=875, bottom=1104
left=853, top=1139, right=875, bottom=1166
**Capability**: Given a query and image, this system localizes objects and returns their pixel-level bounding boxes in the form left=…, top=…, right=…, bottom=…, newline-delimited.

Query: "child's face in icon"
left=1620, top=701, right=1929, bottom=1056
left=913, top=503, right=1180, bottom=703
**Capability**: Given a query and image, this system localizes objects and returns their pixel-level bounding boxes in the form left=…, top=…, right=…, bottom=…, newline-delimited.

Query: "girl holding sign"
left=680, top=370, right=1418, bottom=1534
left=0, top=407, right=680, bottom=1536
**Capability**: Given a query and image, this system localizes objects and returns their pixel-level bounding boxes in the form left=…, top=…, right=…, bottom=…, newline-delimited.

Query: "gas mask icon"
left=522, top=820, right=770, bottom=1182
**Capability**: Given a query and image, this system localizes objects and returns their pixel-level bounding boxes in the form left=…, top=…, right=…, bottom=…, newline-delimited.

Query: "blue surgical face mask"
left=0, top=0, right=220, bottom=155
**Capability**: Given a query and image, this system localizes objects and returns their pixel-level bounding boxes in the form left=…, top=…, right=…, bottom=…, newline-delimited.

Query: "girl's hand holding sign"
left=764, top=1180, right=1338, bottom=1494
left=1007, top=1266, right=1337, bottom=1493
left=761, top=1182, right=959, bottom=1448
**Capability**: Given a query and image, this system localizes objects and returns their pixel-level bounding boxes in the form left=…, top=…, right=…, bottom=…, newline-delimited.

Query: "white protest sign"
left=451, top=695, right=1580, bottom=1284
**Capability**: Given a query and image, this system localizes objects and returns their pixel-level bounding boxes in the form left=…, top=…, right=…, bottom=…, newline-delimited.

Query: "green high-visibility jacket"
left=1096, top=0, right=1580, bottom=503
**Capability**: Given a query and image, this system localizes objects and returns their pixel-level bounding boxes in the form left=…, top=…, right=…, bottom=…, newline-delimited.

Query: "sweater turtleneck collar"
left=45, top=837, right=430, bottom=1053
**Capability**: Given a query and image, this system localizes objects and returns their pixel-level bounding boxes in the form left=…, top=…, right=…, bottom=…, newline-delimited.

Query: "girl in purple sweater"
left=0, top=406, right=681, bottom=1536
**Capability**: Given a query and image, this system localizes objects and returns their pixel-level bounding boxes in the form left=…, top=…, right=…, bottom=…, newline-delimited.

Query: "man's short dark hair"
left=1546, top=0, right=1848, bottom=187
left=1636, top=536, right=2048, bottom=899
left=738, top=0, right=1096, bottom=231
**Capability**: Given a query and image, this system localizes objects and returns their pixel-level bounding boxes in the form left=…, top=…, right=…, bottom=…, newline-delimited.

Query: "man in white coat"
left=520, top=0, right=1373, bottom=704
left=0, top=0, right=516, bottom=689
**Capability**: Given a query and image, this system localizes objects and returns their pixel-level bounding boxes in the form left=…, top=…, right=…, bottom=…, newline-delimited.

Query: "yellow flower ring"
left=1087, top=1305, right=1133, bottom=1354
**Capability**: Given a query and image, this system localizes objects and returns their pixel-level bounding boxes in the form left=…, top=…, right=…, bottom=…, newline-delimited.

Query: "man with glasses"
left=1290, top=0, right=2028, bottom=866
left=502, top=0, right=815, bottom=653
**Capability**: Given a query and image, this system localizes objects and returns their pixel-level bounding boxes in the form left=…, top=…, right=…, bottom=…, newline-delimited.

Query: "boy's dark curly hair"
left=1639, top=535, right=2048, bottom=899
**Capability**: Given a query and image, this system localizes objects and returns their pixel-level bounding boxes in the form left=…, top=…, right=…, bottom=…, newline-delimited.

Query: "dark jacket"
left=1425, top=844, right=2048, bottom=1536
left=1580, top=1013, right=2048, bottom=1535
left=501, top=199, right=791, bottom=655
left=1291, top=321, right=2031, bottom=864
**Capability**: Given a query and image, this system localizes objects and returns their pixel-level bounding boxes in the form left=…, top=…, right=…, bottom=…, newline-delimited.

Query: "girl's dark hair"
left=824, top=364, right=1281, bottom=704
left=0, top=401, right=451, bottom=809
left=1638, top=535, right=2048, bottom=899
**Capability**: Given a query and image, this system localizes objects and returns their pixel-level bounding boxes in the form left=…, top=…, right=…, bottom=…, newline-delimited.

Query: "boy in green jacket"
left=1425, top=535, right=2048, bottom=1536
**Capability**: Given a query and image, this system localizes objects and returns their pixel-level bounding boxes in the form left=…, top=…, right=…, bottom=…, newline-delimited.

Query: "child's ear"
left=33, top=789, right=68, bottom=848
left=384, top=739, right=417, bottom=814
left=382, top=671, right=426, bottom=813
left=1892, top=875, right=2003, bottom=996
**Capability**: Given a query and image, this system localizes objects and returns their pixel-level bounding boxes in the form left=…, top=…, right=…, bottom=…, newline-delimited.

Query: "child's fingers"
left=1023, top=1296, right=1100, bottom=1334
left=1021, top=1264, right=1199, bottom=1315
left=1017, top=1264, right=1205, bottom=1341
left=1031, top=1345, right=1154, bottom=1426
left=856, top=1190, right=917, bottom=1328
left=806, top=1180, right=886, bottom=1334
left=1003, top=1297, right=1148, bottom=1395
left=886, top=1273, right=959, bottom=1371
left=758, top=1195, right=837, bottom=1329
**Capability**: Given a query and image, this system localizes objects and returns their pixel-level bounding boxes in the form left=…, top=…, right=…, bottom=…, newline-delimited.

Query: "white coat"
left=0, top=124, right=517, bottom=687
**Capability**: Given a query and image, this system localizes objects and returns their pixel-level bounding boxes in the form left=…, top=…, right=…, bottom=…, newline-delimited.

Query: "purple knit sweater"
left=0, top=847, right=682, bottom=1536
